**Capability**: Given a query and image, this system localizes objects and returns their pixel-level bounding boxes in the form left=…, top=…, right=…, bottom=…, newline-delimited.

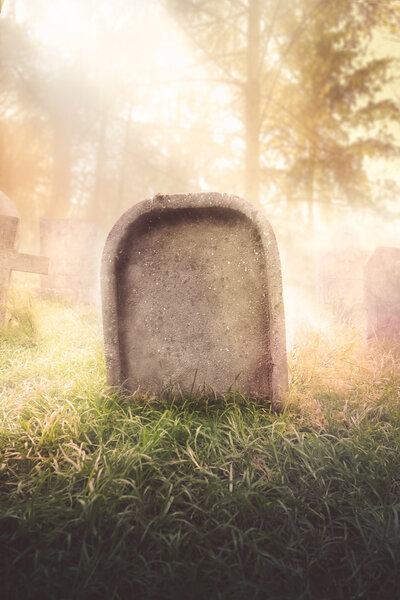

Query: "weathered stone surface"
left=365, top=246, right=400, bottom=343
left=316, top=230, right=368, bottom=314
left=40, top=219, right=98, bottom=300
left=102, top=193, right=287, bottom=406
left=0, top=215, right=49, bottom=326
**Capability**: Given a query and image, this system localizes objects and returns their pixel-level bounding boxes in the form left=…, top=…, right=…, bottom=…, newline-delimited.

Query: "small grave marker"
left=365, top=246, right=400, bottom=343
left=40, top=219, right=98, bottom=301
left=0, top=215, right=49, bottom=326
left=102, top=193, right=287, bottom=406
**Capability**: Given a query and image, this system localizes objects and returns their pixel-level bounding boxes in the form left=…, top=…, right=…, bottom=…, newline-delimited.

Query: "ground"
left=0, top=292, right=399, bottom=600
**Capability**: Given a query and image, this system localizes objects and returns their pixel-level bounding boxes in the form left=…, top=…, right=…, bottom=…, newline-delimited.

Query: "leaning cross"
left=0, top=214, right=49, bottom=326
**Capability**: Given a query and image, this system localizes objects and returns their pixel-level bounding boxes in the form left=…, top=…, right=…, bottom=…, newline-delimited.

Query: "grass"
left=0, top=293, right=400, bottom=599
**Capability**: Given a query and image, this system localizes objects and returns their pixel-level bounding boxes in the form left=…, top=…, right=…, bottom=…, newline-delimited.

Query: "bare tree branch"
left=259, top=0, right=331, bottom=126
left=168, top=0, right=247, bottom=36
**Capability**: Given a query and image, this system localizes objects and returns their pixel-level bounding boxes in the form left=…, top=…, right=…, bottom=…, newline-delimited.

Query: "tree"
left=0, top=17, right=52, bottom=221
left=165, top=0, right=400, bottom=215
left=0, top=1, right=205, bottom=231
left=274, top=0, right=400, bottom=225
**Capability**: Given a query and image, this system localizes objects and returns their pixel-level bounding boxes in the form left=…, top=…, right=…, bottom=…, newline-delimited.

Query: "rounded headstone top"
left=0, top=191, right=19, bottom=218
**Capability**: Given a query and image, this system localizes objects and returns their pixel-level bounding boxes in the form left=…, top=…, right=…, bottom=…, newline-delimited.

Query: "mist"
left=2, top=4, right=400, bottom=596
left=1, top=0, right=400, bottom=339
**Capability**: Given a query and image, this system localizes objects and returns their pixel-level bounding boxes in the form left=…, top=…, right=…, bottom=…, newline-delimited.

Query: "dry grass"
left=0, top=292, right=400, bottom=600
left=286, top=315, right=400, bottom=430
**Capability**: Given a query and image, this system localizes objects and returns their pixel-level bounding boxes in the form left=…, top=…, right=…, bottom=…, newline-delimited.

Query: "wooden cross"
left=0, top=214, right=49, bottom=326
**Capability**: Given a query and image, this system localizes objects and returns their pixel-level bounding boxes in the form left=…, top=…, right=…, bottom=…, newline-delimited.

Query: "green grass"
left=1, top=294, right=400, bottom=599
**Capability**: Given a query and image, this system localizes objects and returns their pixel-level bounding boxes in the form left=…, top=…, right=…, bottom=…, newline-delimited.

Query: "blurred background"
left=1, top=0, right=400, bottom=331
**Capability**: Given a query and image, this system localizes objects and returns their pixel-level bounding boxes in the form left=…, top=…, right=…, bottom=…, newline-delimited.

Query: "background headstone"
left=316, top=229, right=368, bottom=317
left=365, top=246, right=400, bottom=343
left=40, top=219, right=99, bottom=301
left=102, top=193, right=287, bottom=406
left=0, top=215, right=49, bottom=326
left=0, top=190, right=19, bottom=218
left=0, top=190, right=20, bottom=245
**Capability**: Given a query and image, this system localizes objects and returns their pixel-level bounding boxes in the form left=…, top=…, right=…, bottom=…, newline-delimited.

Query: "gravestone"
left=102, top=193, right=287, bottom=407
left=0, top=190, right=20, bottom=245
left=316, top=229, right=368, bottom=315
left=40, top=219, right=98, bottom=301
left=0, top=190, right=19, bottom=218
left=0, top=215, right=49, bottom=326
left=365, top=246, right=400, bottom=343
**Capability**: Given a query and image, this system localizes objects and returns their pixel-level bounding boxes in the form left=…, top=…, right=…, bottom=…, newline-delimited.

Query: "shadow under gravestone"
left=101, top=193, right=287, bottom=408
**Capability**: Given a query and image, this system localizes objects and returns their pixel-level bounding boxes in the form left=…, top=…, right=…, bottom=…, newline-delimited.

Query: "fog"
left=1, top=0, right=400, bottom=340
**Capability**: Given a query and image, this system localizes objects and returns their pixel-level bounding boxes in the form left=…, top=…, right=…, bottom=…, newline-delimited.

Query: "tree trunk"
left=89, top=110, right=108, bottom=221
left=306, top=138, right=316, bottom=233
left=49, top=117, right=72, bottom=218
left=245, top=0, right=261, bottom=207
left=116, top=105, right=132, bottom=217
